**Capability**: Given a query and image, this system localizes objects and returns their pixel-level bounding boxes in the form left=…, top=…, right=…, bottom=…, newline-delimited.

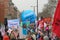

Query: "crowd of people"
left=23, top=17, right=58, bottom=40
left=24, top=18, right=52, bottom=40
left=0, top=17, right=59, bottom=40
left=0, top=23, right=19, bottom=40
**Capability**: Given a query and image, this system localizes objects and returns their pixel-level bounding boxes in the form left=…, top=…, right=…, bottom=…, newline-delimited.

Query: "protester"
left=3, top=32, right=9, bottom=40
left=0, top=31, right=3, bottom=40
left=44, top=22, right=47, bottom=31
left=46, top=25, right=49, bottom=37
left=43, top=33, right=49, bottom=40
left=25, top=31, right=32, bottom=40
left=31, top=33, right=36, bottom=40
left=15, top=29, right=19, bottom=39
left=10, top=31, right=16, bottom=40
left=31, top=24, right=36, bottom=33
left=36, top=29, right=41, bottom=40
left=39, top=35, right=44, bottom=40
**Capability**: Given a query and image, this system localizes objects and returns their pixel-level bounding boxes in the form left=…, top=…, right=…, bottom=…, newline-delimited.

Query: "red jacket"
left=3, top=35, right=9, bottom=40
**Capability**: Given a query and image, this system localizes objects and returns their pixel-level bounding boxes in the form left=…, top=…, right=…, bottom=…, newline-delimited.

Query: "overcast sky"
left=12, top=0, right=48, bottom=15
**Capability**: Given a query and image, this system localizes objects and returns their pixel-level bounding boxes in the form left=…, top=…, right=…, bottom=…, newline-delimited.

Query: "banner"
left=8, top=19, right=19, bottom=29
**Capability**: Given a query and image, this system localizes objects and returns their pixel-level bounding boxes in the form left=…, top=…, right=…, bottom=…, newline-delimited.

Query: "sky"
left=12, top=0, right=48, bottom=15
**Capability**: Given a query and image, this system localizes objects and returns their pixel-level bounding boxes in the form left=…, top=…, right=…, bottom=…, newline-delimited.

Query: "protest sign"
left=8, top=19, right=19, bottom=29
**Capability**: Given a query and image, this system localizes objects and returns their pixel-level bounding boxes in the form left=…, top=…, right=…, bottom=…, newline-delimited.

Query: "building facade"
left=0, top=0, right=19, bottom=23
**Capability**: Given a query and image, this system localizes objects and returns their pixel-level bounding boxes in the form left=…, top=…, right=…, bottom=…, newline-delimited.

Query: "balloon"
left=21, top=10, right=36, bottom=23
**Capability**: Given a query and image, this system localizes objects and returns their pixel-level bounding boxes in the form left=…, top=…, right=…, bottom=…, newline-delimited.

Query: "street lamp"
left=37, top=0, right=38, bottom=20
left=31, top=6, right=37, bottom=12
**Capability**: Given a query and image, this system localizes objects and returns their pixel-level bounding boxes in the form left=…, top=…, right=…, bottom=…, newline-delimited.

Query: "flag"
left=52, top=0, right=60, bottom=37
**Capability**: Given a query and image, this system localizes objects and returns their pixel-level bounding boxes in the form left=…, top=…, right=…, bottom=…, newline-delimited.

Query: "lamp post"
left=37, top=0, right=38, bottom=20
left=31, top=6, right=37, bottom=12
left=35, top=0, right=38, bottom=36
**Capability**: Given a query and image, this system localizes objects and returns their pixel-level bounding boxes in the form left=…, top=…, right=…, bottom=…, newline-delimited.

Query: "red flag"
left=53, top=0, right=60, bottom=38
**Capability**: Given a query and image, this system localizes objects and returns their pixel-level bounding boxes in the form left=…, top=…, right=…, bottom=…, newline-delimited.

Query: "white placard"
left=8, top=19, right=19, bottom=29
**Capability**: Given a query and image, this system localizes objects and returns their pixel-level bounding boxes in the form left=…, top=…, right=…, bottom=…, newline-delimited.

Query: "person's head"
left=41, top=16, right=44, bottom=20
left=40, top=34, right=44, bottom=38
left=28, top=30, right=31, bottom=36
left=44, top=33, right=48, bottom=36
left=23, top=24, right=26, bottom=28
left=30, top=23, right=34, bottom=28
left=47, top=24, right=49, bottom=27
left=15, top=29, right=18, bottom=32
left=4, top=32, right=8, bottom=36
left=11, top=31, right=14, bottom=34
left=6, top=32, right=9, bottom=36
